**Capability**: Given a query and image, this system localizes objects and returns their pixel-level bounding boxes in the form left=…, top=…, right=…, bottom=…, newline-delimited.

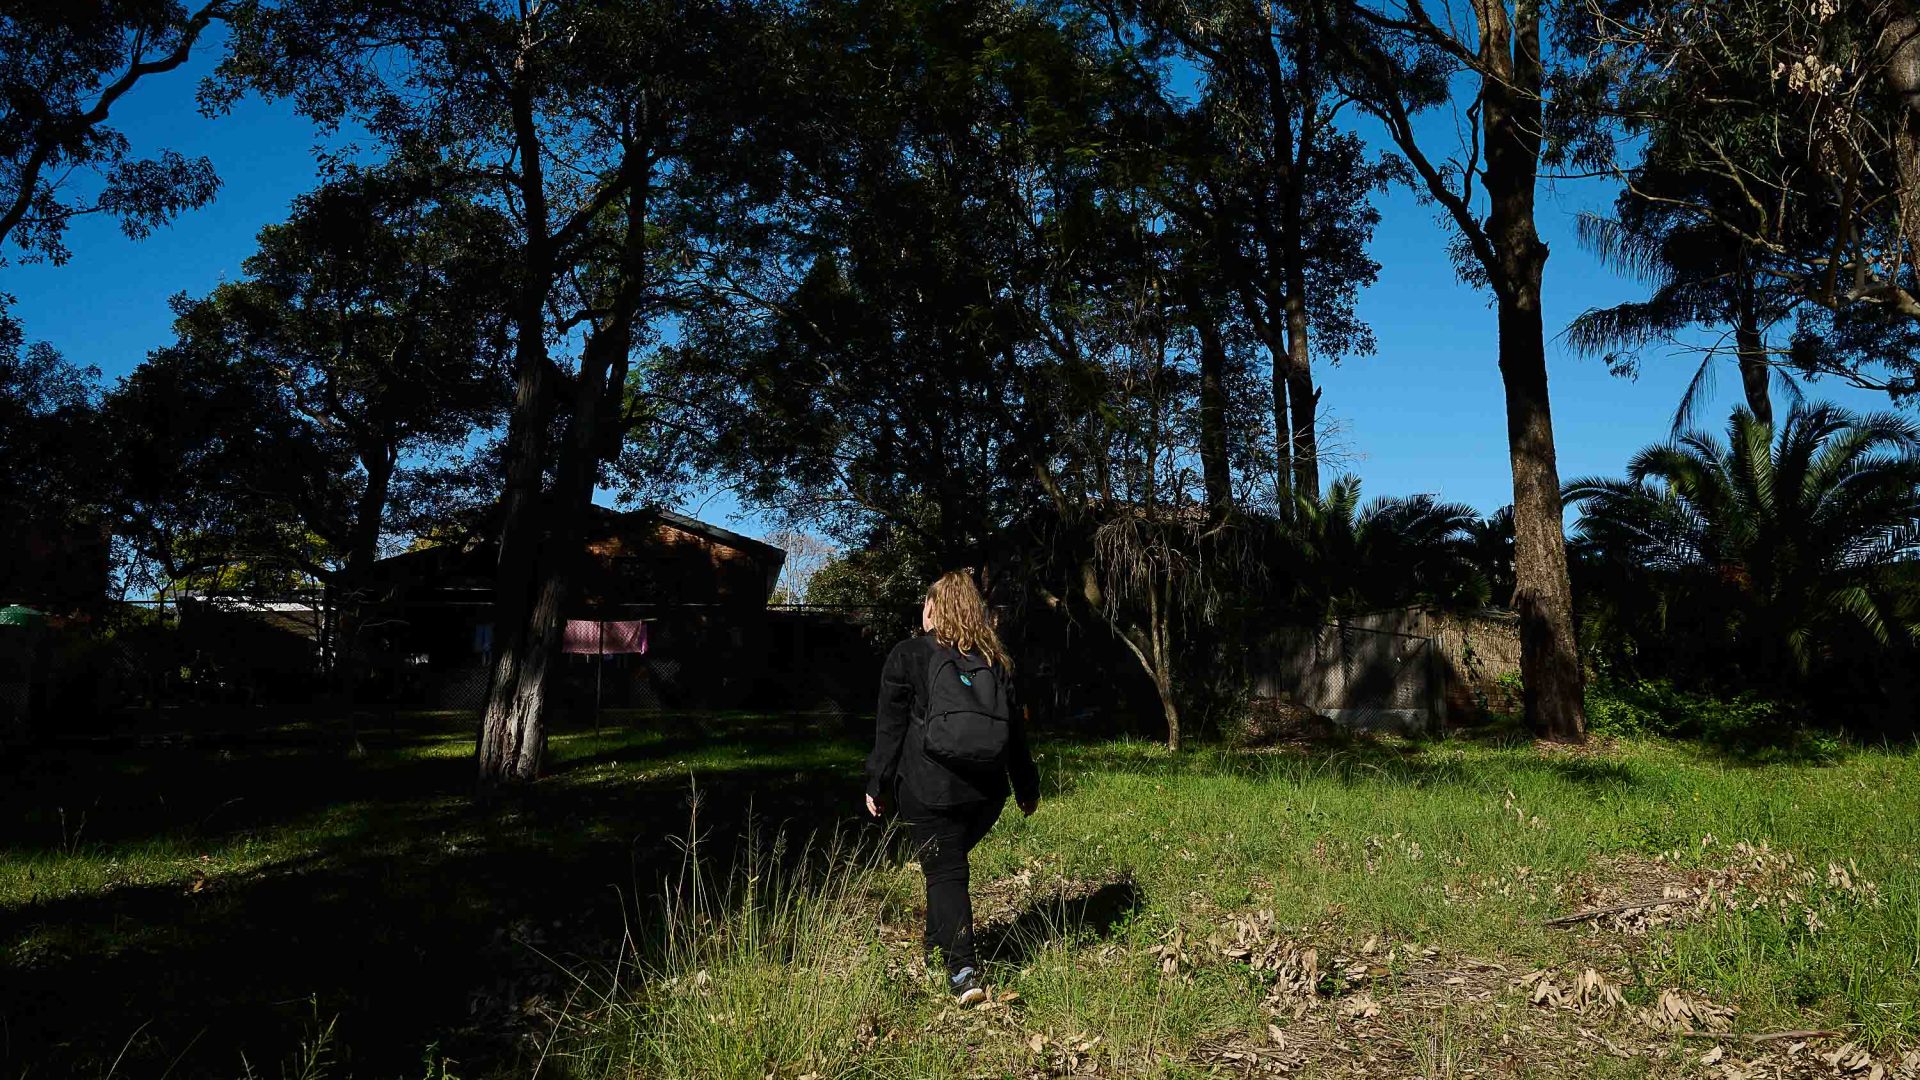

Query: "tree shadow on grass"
left=0, top=729, right=479, bottom=855
left=977, top=875, right=1143, bottom=967
left=0, top=719, right=871, bottom=1079
left=0, top=711, right=862, bottom=858
left=1043, top=727, right=1648, bottom=801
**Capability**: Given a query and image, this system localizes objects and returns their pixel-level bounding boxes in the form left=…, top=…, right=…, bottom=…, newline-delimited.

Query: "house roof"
left=598, top=505, right=787, bottom=567
left=371, top=504, right=787, bottom=580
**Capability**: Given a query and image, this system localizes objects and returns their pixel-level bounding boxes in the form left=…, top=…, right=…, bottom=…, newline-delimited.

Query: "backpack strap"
left=920, top=640, right=955, bottom=723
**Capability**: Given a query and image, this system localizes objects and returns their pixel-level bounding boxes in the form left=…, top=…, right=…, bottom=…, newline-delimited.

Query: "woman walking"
left=865, top=570, right=1039, bottom=1006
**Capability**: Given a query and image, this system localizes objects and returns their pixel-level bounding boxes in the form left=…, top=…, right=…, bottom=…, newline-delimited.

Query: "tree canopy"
left=0, top=0, right=230, bottom=263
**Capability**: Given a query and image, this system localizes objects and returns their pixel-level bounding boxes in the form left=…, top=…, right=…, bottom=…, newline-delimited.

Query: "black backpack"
left=919, top=643, right=1010, bottom=770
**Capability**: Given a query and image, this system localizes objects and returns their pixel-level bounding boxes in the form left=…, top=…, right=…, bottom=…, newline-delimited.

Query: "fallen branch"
left=1677, top=1030, right=1844, bottom=1044
left=1542, top=898, right=1686, bottom=926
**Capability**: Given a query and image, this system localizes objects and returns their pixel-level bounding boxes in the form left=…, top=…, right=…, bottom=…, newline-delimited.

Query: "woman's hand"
left=865, top=793, right=884, bottom=818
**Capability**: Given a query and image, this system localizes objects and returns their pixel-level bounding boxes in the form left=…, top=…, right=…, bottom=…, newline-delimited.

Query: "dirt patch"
left=1531, top=734, right=1626, bottom=758
left=1550, top=840, right=1885, bottom=947
left=1553, top=852, right=1717, bottom=937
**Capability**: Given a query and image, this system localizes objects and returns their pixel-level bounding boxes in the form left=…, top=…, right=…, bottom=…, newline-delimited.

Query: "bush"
left=1225, top=696, right=1335, bottom=749
left=1583, top=677, right=1840, bottom=760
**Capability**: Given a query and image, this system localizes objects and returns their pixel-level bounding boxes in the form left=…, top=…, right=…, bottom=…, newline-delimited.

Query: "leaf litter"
left=855, top=844, right=1913, bottom=1080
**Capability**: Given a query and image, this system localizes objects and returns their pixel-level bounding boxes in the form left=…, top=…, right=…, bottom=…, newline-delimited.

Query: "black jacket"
left=865, top=634, right=1040, bottom=809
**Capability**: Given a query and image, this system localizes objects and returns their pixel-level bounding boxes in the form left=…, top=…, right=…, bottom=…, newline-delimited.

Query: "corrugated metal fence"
left=1248, top=608, right=1524, bottom=735
left=1250, top=619, right=1442, bottom=736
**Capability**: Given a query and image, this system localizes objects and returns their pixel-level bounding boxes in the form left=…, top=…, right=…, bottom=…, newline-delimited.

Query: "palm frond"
left=1574, top=212, right=1671, bottom=284
left=1670, top=354, right=1719, bottom=437
left=1771, top=366, right=1806, bottom=412
left=1825, top=584, right=1892, bottom=646
left=1564, top=299, right=1688, bottom=359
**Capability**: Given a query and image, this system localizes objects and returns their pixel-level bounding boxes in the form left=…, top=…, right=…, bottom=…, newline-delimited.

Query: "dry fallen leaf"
left=1340, top=992, right=1381, bottom=1020
left=1530, top=977, right=1564, bottom=1008
left=1267, top=1023, right=1286, bottom=1047
left=1701, top=1046, right=1725, bottom=1065
left=1573, top=968, right=1624, bottom=1012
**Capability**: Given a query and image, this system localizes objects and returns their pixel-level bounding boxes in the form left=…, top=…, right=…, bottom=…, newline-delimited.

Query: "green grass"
left=1002, top=737, right=1920, bottom=1038
left=3, top=714, right=1917, bottom=1078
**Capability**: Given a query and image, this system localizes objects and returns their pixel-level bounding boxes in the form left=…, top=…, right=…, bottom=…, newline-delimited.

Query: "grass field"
left=3, top=713, right=1917, bottom=1078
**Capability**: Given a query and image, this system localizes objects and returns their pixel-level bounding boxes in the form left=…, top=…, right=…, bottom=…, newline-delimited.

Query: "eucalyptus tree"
left=1, top=0, right=234, bottom=263
left=1165, top=212, right=1246, bottom=518
left=1331, top=0, right=1587, bottom=739
left=219, top=0, right=778, bottom=785
left=650, top=0, right=1264, bottom=744
left=1099, top=0, right=1393, bottom=502
left=108, top=160, right=513, bottom=646
left=655, top=0, right=1148, bottom=566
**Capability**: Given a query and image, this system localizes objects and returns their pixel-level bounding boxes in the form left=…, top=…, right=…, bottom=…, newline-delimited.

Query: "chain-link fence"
left=7, top=590, right=1517, bottom=745
left=1249, top=618, right=1444, bottom=736
left=4, top=596, right=915, bottom=737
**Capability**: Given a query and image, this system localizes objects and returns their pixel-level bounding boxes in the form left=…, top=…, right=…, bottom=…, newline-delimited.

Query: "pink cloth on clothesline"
left=560, top=619, right=649, bottom=655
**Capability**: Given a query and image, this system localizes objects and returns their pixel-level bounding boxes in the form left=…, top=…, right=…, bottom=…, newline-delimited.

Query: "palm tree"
left=1464, top=506, right=1515, bottom=607
left=1566, top=197, right=1805, bottom=434
left=1566, top=405, right=1920, bottom=688
left=1285, top=475, right=1490, bottom=616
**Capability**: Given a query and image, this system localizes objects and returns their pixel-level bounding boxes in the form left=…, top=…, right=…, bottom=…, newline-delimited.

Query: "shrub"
left=1583, top=677, right=1839, bottom=760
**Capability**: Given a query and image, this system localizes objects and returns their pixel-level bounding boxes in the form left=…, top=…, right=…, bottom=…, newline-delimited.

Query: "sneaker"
left=949, top=966, right=987, bottom=1007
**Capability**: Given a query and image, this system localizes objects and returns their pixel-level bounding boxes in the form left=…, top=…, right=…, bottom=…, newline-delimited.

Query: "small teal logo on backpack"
left=958, top=673, right=974, bottom=686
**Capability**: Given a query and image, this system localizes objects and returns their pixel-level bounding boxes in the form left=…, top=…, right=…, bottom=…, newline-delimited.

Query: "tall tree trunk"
left=1281, top=283, right=1321, bottom=501
left=1733, top=254, right=1773, bottom=425
left=1733, top=318, right=1772, bottom=425
left=478, top=71, right=558, bottom=790
left=1875, top=2, right=1920, bottom=290
left=1196, top=318, right=1234, bottom=515
left=1495, top=287, right=1585, bottom=741
left=1253, top=15, right=1322, bottom=501
left=1481, top=0, right=1586, bottom=741
left=1264, top=288, right=1295, bottom=505
left=478, top=124, right=653, bottom=791
left=477, top=366, right=558, bottom=785
left=1180, top=272, right=1234, bottom=516
left=336, top=444, right=396, bottom=756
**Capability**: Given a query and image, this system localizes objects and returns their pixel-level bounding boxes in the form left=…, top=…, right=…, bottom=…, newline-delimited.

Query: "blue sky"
left=3, top=37, right=1893, bottom=539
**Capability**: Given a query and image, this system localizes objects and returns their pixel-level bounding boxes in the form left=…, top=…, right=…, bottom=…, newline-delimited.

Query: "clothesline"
left=472, top=618, right=651, bottom=657
left=561, top=619, right=649, bottom=656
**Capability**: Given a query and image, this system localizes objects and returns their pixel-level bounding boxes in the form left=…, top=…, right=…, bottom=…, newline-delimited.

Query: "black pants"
left=900, top=789, right=1003, bottom=976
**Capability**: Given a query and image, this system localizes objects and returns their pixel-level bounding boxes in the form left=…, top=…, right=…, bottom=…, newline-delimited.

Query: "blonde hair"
left=925, top=569, right=1011, bottom=671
